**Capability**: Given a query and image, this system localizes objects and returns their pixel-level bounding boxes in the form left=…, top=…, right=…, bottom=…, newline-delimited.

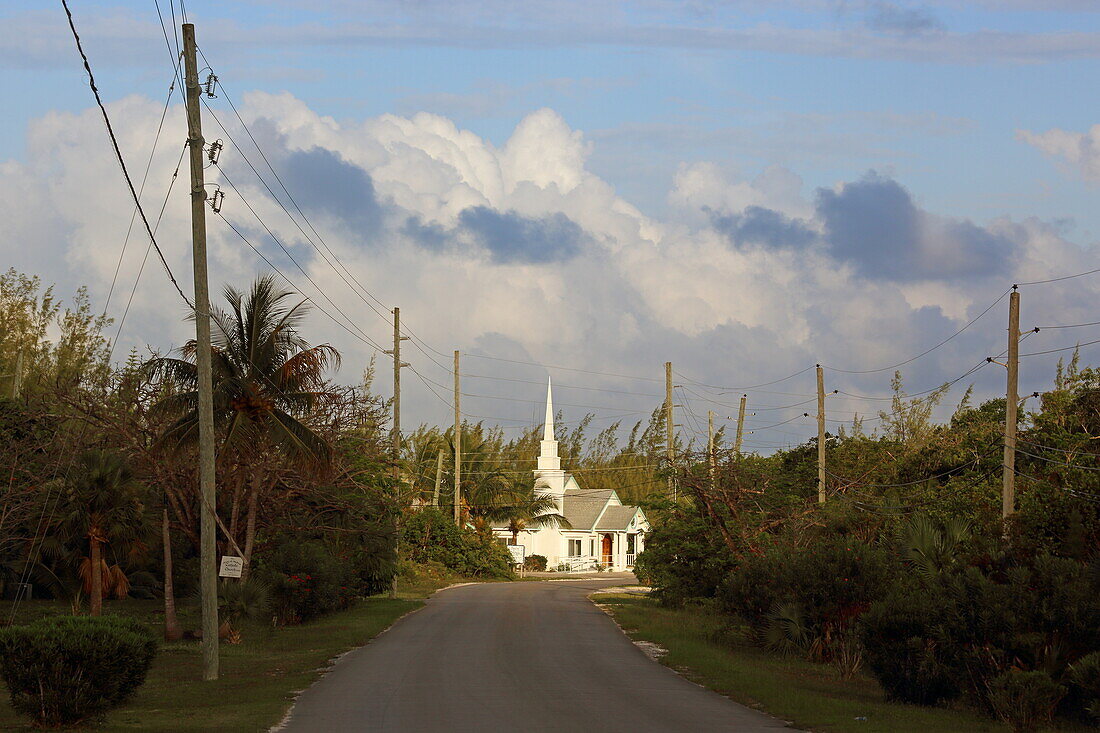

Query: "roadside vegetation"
left=636, top=358, right=1100, bottom=732
left=0, top=269, right=514, bottom=728
left=599, top=594, right=1009, bottom=733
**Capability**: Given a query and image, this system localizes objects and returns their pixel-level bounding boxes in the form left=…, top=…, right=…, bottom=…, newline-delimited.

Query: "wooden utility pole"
left=385, top=307, right=410, bottom=466
left=707, top=410, right=716, bottom=486
left=454, top=351, right=462, bottom=525
left=1003, top=288, right=1021, bottom=520
left=7, top=352, right=23, bottom=400
left=384, top=307, right=409, bottom=599
left=816, top=365, right=826, bottom=504
left=734, top=394, right=747, bottom=456
left=182, top=22, right=218, bottom=682
left=665, top=361, right=675, bottom=499
left=432, top=450, right=443, bottom=507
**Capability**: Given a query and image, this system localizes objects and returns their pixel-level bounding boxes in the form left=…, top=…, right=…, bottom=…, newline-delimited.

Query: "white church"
left=492, top=380, right=649, bottom=572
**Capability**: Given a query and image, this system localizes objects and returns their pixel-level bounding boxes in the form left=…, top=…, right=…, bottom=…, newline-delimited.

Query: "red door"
left=601, top=534, right=613, bottom=568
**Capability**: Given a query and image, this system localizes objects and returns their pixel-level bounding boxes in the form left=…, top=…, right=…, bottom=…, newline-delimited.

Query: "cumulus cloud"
left=5, top=93, right=1100, bottom=441
left=814, top=173, right=1017, bottom=281
left=1019, top=125, right=1100, bottom=181
left=709, top=206, right=816, bottom=250
left=457, top=207, right=585, bottom=264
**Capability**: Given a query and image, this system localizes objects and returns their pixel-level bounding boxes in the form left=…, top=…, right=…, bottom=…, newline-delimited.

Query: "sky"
left=2, top=0, right=1100, bottom=452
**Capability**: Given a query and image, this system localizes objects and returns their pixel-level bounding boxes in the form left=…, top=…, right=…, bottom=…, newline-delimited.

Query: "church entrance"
left=601, top=534, right=613, bottom=568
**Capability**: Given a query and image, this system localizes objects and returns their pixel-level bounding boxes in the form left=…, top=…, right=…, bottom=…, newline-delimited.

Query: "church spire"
left=537, top=377, right=561, bottom=473
left=543, top=377, right=555, bottom=442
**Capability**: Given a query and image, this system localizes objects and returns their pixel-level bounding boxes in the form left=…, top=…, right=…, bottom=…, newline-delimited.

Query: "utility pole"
left=385, top=307, right=410, bottom=467
left=734, top=394, right=747, bottom=456
left=1003, top=287, right=1021, bottom=521
left=816, top=365, right=826, bottom=504
left=707, top=410, right=716, bottom=487
left=665, top=361, right=675, bottom=499
left=383, top=307, right=409, bottom=599
left=454, top=351, right=462, bottom=525
left=183, top=22, right=218, bottom=682
left=432, top=450, right=443, bottom=507
left=6, top=352, right=23, bottom=400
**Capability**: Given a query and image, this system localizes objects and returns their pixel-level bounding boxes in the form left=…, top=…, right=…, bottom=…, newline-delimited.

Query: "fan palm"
left=899, top=513, right=972, bottom=577
left=145, top=274, right=339, bottom=573
left=59, top=450, right=146, bottom=616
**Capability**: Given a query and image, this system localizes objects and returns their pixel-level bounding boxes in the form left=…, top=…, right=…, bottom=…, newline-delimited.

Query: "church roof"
left=595, top=505, right=641, bottom=531
left=561, top=488, right=615, bottom=530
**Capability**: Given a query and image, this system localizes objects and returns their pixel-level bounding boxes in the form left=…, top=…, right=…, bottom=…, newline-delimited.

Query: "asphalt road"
left=281, top=578, right=790, bottom=732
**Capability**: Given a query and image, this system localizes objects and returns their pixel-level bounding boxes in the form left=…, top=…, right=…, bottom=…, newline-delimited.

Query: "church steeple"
left=543, top=377, right=555, bottom=442
left=537, top=377, right=561, bottom=472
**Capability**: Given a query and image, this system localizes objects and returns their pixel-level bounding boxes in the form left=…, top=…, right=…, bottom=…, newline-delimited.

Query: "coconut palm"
left=59, top=450, right=146, bottom=616
left=489, top=486, right=570, bottom=545
left=145, top=274, right=339, bottom=574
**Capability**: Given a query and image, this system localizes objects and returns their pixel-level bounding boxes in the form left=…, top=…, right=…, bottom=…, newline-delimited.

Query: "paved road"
left=281, top=578, right=790, bottom=732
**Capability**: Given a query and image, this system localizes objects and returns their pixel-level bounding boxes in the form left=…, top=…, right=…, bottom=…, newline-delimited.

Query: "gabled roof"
left=561, top=488, right=614, bottom=531
left=595, top=505, right=641, bottom=531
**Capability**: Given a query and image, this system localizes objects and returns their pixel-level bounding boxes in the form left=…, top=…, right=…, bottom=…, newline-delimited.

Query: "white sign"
left=506, top=545, right=525, bottom=565
left=218, top=555, right=244, bottom=578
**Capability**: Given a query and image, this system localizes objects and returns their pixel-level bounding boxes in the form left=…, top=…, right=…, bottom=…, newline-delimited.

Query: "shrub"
left=401, top=510, right=512, bottom=578
left=0, top=615, right=156, bottom=726
left=524, top=554, right=547, bottom=572
left=719, top=533, right=897, bottom=647
left=1068, top=652, right=1100, bottom=722
left=261, top=540, right=358, bottom=625
left=860, top=553, right=1100, bottom=716
left=988, top=671, right=1064, bottom=732
left=633, top=510, right=734, bottom=605
left=859, top=580, right=960, bottom=705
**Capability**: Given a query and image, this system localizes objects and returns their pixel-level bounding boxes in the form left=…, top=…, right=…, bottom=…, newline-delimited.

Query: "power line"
left=1035, top=321, right=1100, bottom=330
left=212, top=210, right=387, bottom=354
left=1019, top=338, right=1100, bottom=358
left=1017, top=267, right=1100, bottom=287
left=62, top=0, right=192, bottom=309
left=673, top=365, right=816, bottom=392
left=821, top=289, right=1011, bottom=375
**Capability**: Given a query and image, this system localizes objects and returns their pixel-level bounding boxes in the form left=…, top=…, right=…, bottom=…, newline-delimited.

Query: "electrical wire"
left=62, top=0, right=192, bottom=309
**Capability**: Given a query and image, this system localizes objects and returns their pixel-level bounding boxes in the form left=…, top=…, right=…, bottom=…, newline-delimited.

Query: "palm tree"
left=60, top=450, right=146, bottom=616
left=489, top=485, right=570, bottom=545
left=146, top=274, right=339, bottom=575
left=898, top=513, right=972, bottom=577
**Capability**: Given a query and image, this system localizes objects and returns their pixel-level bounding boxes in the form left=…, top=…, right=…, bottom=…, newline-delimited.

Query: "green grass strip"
left=598, top=595, right=1009, bottom=733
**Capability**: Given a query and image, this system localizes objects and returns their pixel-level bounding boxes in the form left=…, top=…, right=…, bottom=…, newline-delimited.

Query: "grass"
left=0, top=569, right=468, bottom=731
left=597, top=594, right=1012, bottom=733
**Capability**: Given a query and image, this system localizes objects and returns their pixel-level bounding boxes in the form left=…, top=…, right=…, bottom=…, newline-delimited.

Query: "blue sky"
left=3, top=0, right=1100, bottom=441
left=4, top=1, right=1098, bottom=229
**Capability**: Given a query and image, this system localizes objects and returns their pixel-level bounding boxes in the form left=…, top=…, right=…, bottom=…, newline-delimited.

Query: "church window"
left=589, top=539, right=595, bottom=556
left=568, top=539, right=582, bottom=557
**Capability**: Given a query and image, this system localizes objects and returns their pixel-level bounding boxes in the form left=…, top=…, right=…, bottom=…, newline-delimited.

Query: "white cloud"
left=6, top=93, right=1100, bottom=441
left=1019, top=124, right=1100, bottom=181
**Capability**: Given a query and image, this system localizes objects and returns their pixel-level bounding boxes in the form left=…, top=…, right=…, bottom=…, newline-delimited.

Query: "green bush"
left=859, top=580, right=960, bottom=705
left=524, top=554, right=547, bottom=572
left=988, top=670, right=1064, bottom=732
left=401, top=509, right=512, bottom=578
left=1067, top=651, right=1100, bottom=722
left=0, top=615, right=156, bottom=726
left=261, top=540, right=359, bottom=625
left=859, top=553, right=1100, bottom=716
left=633, top=510, right=735, bottom=605
left=719, top=533, right=897, bottom=646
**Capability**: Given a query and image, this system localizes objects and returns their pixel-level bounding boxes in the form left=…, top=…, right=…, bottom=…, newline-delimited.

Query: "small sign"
left=506, top=545, right=525, bottom=565
left=218, top=555, right=244, bottom=578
